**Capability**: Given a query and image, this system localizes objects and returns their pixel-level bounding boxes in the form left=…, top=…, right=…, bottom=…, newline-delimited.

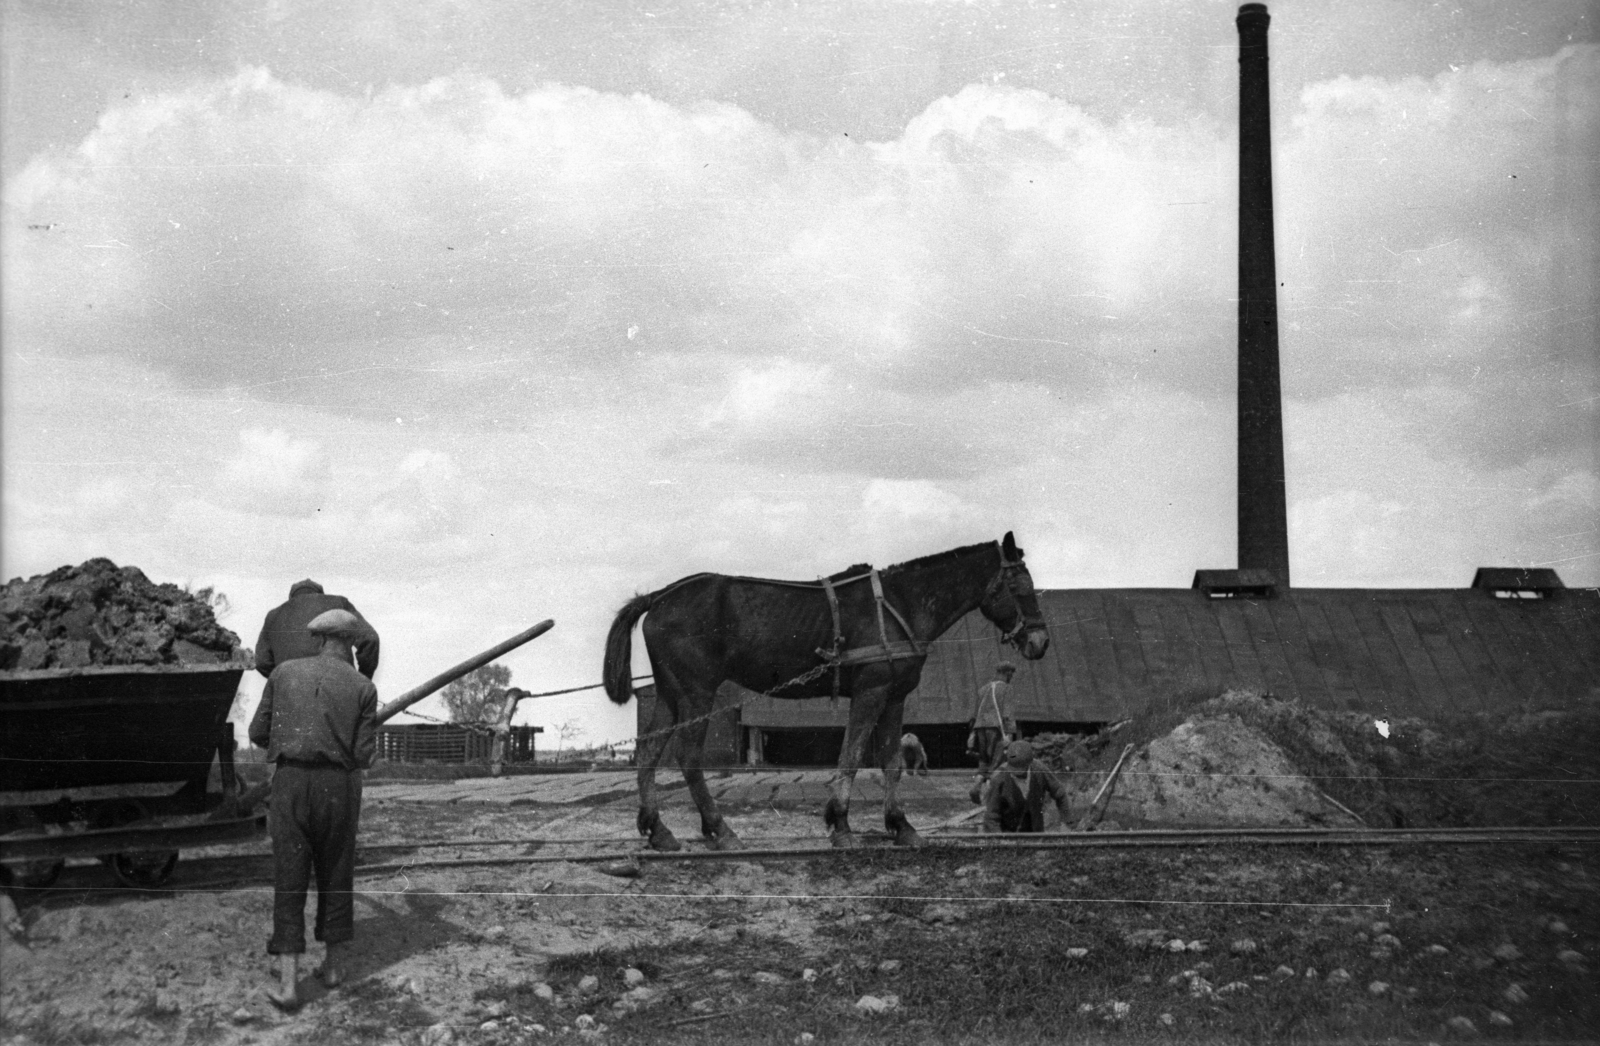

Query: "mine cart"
left=0, top=664, right=264, bottom=888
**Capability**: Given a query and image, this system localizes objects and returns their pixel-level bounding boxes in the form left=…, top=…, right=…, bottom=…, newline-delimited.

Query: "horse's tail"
left=603, top=593, right=654, bottom=705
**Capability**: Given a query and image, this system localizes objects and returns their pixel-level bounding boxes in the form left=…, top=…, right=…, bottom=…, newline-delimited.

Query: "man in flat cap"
left=249, top=609, right=379, bottom=1010
left=255, top=579, right=380, bottom=680
left=982, top=740, right=1070, bottom=834
left=966, top=660, right=1018, bottom=803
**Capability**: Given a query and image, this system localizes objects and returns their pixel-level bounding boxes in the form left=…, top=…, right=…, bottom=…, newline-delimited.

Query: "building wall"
left=738, top=586, right=1600, bottom=730
left=632, top=683, right=743, bottom=767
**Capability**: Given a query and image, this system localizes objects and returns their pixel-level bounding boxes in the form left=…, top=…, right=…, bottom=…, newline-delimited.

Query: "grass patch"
left=463, top=843, right=1594, bottom=1044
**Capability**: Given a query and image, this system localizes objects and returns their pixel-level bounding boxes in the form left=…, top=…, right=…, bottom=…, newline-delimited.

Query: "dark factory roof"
left=740, top=574, right=1600, bottom=729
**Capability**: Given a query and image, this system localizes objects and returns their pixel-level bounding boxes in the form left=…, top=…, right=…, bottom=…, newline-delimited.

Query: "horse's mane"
left=879, top=540, right=995, bottom=577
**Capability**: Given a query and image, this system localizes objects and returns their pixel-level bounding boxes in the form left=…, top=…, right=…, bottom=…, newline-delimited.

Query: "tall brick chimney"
left=1235, top=2, right=1290, bottom=586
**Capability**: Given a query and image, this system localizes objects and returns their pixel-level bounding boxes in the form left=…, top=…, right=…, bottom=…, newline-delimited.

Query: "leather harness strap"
left=817, top=576, right=844, bottom=703
left=812, top=568, right=928, bottom=700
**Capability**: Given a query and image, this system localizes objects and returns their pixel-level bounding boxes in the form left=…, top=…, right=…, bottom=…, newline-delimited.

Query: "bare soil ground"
left=3, top=765, right=1598, bottom=1046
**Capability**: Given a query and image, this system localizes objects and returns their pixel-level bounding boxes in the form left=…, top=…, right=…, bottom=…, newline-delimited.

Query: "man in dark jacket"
left=250, top=609, right=379, bottom=1010
left=255, top=579, right=380, bottom=680
left=982, top=740, right=1070, bottom=834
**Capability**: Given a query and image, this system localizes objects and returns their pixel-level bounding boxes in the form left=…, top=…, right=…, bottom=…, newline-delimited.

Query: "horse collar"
left=814, top=568, right=926, bottom=699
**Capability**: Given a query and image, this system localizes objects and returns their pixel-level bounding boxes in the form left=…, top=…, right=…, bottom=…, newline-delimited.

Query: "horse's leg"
left=635, top=692, right=681, bottom=852
left=876, top=698, right=919, bottom=847
left=826, top=684, right=888, bottom=848
left=672, top=708, right=743, bottom=851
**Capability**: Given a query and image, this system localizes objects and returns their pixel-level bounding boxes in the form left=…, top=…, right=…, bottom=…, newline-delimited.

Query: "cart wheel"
left=1, top=859, right=65, bottom=889
left=107, top=851, right=179, bottom=888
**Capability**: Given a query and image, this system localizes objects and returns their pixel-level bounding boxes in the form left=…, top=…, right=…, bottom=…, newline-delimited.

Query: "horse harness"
left=812, top=567, right=926, bottom=700
left=805, top=539, right=1036, bottom=700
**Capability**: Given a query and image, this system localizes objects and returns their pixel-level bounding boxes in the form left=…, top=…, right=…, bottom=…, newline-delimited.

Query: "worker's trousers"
left=971, top=728, right=1007, bottom=774
left=268, top=762, right=362, bottom=954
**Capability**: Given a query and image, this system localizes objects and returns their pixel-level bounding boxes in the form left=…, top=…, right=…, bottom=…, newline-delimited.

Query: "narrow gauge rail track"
left=30, top=826, right=1591, bottom=894
left=340, top=826, right=1600, bottom=876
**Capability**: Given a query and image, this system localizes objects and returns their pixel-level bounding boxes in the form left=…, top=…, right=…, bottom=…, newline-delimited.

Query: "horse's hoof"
left=830, top=831, right=860, bottom=850
left=893, top=827, right=922, bottom=848
left=708, top=830, right=744, bottom=852
left=648, top=828, right=682, bottom=853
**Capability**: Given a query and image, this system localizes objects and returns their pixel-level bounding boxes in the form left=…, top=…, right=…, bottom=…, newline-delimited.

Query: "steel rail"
left=85, top=825, right=1595, bottom=895
left=31, top=831, right=1593, bottom=895
left=200, top=821, right=1600, bottom=861
left=334, top=827, right=1600, bottom=877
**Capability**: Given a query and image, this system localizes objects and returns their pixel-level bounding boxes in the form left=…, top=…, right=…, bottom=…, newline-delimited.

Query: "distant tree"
left=440, top=663, right=513, bottom=724
left=554, top=719, right=582, bottom=763
left=187, top=584, right=233, bottom=620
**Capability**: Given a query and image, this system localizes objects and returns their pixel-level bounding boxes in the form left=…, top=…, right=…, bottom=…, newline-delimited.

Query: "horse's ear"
left=1002, top=531, right=1020, bottom=558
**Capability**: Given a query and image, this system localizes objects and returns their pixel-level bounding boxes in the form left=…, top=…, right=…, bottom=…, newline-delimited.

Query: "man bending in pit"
left=900, top=732, right=929, bottom=776
left=982, top=740, right=1070, bottom=834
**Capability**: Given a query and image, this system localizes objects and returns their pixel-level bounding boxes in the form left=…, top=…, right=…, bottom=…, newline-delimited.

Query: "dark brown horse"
left=603, top=533, right=1049, bottom=851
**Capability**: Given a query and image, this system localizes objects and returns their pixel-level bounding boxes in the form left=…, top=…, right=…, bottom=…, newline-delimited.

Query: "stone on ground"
left=855, top=994, right=900, bottom=1015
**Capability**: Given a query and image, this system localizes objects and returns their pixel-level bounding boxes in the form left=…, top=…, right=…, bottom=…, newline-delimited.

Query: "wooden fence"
left=375, top=724, right=542, bottom=765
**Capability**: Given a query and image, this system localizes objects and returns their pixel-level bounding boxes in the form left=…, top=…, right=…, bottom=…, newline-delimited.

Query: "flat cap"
left=306, top=608, right=362, bottom=637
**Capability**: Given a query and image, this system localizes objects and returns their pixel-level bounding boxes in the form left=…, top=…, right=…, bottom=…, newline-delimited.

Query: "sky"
left=3, top=0, right=1596, bottom=746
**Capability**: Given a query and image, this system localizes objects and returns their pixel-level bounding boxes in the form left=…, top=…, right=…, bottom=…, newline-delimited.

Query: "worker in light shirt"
left=966, top=660, right=1017, bottom=803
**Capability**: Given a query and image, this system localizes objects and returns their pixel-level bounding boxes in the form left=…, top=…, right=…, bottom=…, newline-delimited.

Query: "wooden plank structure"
left=375, top=723, right=542, bottom=765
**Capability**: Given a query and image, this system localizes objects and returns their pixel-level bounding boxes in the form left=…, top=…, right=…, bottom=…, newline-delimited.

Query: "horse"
left=603, top=532, right=1050, bottom=851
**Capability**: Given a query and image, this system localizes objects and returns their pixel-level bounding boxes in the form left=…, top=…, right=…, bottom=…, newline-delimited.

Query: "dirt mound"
left=1064, top=690, right=1375, bottom=828
left=0, top=558, right=248, bottom=671
left=1064, top=689, right=1600, bottom=829
left=1025, top=732, right=1099, bottom=772
left=1085, top=711, right=1361, bottom=827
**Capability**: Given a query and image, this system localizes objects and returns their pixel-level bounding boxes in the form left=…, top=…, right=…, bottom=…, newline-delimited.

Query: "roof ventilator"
left=1471, top=567, right=1564, bottom=601
left=1192, top=568, right=1279, bottom=600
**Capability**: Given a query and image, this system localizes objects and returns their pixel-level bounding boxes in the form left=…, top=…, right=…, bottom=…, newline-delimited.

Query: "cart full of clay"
left=0, top=664, right=263, bottom=888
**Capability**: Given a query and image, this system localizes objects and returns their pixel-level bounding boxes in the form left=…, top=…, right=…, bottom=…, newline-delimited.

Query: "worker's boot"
left=266, top=954, right=300, bottom=1011
left=321, top=942, right=349, bottom=988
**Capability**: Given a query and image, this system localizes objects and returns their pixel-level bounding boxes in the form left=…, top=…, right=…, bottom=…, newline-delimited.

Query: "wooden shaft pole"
left=376, top=620, right=554, bottom=724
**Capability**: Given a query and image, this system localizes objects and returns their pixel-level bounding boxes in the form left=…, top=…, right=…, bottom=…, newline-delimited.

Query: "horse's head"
left=979, top=531, right=1050, bottom=660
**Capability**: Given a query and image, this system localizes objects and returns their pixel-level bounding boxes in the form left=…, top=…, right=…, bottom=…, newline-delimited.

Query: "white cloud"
left=5, top=51, right=1590, bottom=478
left=214, top=427, right=331, bottom=517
